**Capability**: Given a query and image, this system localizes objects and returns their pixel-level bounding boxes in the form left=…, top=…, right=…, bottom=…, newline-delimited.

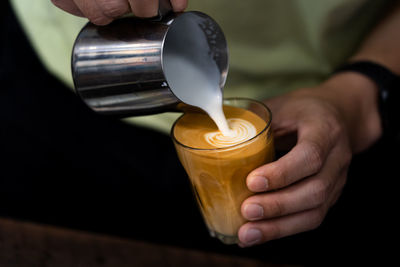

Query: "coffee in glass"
left=172, top=98, right=274, bottom=244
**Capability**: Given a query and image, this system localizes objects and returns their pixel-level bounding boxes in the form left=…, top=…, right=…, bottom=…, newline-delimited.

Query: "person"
left=3, top=0, right=399, bottom=264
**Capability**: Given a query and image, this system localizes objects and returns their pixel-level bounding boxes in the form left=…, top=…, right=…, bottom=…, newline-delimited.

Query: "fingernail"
left=241, top=228, right=262, bottom=246
left=249, top=176, right=268, bottom=191
left=244, top=204, right=264, bottom=220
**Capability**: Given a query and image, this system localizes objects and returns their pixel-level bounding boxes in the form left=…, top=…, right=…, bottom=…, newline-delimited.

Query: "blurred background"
left=1, top=0, right=399, bottom=266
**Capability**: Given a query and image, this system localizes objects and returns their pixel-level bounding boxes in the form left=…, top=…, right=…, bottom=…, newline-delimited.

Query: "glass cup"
left=171, top=98, right=274, bottom=244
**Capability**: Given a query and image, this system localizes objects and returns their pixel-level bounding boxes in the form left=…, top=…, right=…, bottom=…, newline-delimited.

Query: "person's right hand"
left=237, top=72, right=382, bottom=247
left=51, top=0, right=188, bottom=25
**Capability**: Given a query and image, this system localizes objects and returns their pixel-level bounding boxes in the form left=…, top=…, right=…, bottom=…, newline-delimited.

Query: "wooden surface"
left=0, top=218, right=297, bottom=267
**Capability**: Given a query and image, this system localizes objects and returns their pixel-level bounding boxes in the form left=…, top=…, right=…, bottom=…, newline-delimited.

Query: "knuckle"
left=324, top=114, right=342, bottom=137
left=342, top=149, right=353, bottom=168
left=263, top=223, right=282, bottom=242
left=323, top=113, right=347, bottom=149
left=305, top=141, right=324, bottom=174
left=339, top=153, right=352, bottom=178
left=90, top=15, right=113, bottom=25
left=100, top=2, right=126, bottom=18
left=268, top=164, right=288, bottom=188
left=310, top=180, right=328, bottom=207
left=265, top=198, right=285, bottom=217
left=309, top=208, right=326, bottom=230
left=330, top=121, right=343, bottom=140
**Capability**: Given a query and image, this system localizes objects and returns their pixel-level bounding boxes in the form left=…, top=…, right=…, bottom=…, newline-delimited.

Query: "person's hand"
left=51, top=0, right=188, bottom=25
left=238, top=72, right=382, bottom=247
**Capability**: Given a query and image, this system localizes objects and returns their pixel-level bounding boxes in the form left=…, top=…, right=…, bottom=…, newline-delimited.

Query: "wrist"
left=321, top=72, right=382, bottom=153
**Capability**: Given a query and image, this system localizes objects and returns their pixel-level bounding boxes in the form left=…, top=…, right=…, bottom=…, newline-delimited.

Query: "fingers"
left=110, top=0, right=188, bottom=18
left=243, top=148, right=348, bottom=221
left=170, top=0, right=188, bottom=12
left=73, top=0, right=113, bottom=25
left=73, top=0, right=157, bottom=24
left=242, top=176, right=329, bottom=221
left=238, top=207, right=326, bottom=247
left=247, top=138, right=326, bottom=192
left=51, top=0, right=84, bottom=17
left=128, top=0, right=159, bottom=17
left=239, top=141, right=350, bottom=247
left=239, top=175, right=346, bottom=248
left=95, top=0, right=130, bottom=18
left=53, top=0, right=187, bottom=25
left=238, top=178, right=347, bottom=248
left=247, top=118, right=339, bottom=192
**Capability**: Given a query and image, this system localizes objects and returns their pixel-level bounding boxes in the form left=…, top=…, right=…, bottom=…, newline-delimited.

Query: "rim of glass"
left=171, top=97, right=272, bottom=151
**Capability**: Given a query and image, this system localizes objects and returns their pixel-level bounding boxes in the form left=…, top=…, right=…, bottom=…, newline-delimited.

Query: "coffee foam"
left=173, top=105, right=267, bottom=150
left=204, top=118, right=257, bottom=148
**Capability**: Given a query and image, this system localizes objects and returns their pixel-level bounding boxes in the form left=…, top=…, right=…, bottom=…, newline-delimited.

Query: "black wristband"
left=334, top=61, right=400, bottom=140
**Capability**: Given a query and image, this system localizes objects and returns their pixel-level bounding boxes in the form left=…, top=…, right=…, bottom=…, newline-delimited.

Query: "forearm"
left=321, top=2, right=400, bottom=153
left=321, top=72, right=381, bottom=153
left=351, top=1, right=400, bottom=74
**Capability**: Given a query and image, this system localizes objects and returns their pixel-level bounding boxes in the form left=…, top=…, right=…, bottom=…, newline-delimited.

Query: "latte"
left=172, top=101, right=274, bottom=244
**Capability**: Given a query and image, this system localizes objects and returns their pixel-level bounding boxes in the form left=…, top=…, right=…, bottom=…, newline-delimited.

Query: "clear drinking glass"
left=171, top=98, right=274, bottom=244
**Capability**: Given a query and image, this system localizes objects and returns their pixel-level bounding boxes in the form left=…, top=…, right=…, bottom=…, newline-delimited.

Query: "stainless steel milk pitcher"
left=71, top=1, right=228, bottom=116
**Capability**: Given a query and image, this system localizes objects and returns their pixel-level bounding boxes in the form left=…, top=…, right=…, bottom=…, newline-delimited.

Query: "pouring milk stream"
left=163, top=15, right=256, bottom=146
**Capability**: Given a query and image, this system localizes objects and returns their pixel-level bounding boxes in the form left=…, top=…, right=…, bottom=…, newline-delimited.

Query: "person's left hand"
left=237, top=72, right=382, bottom=247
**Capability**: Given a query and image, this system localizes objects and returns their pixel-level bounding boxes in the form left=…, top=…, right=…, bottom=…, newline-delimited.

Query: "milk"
left=163, top=55, right=232, bottom=136
left=163, top=16, right=233, bottom=136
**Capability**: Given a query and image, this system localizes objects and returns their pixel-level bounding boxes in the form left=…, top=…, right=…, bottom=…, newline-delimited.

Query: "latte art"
left=204, top=118, right=257, bottom=148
